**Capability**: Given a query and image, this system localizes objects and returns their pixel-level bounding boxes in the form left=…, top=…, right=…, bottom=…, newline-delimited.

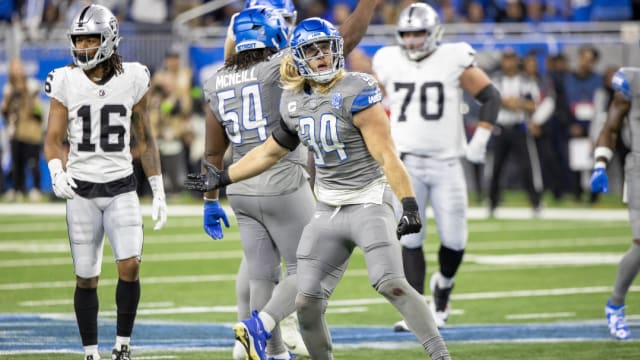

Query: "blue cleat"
left=605, top=299, right=631, bottom=340
left=233, top=310, right=272, bottom=360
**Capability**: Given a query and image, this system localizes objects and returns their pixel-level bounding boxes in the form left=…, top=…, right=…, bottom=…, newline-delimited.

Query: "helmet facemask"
left=292, top=35, right=343, bottom=83
left=68, top=5, right=121, bottom=70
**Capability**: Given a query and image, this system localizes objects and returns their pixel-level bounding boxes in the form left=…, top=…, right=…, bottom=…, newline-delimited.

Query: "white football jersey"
left=373, top=42, right=475, bottom=158
left=45, top=62, right=150, bottom=183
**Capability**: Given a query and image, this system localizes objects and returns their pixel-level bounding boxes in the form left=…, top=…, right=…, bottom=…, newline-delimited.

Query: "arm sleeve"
left=612, top=69, right=631, bottom=101
left=349, top=73, right=383, bottom=114
left=272, top=118, right=300, bottom=151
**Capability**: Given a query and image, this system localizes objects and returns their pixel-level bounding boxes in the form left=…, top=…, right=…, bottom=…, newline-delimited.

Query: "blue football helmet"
left=244, top=0, right=297, bottom=25
left=233, top=6, right=289, bottom=53
left=290, top=18, right=344, bottom=84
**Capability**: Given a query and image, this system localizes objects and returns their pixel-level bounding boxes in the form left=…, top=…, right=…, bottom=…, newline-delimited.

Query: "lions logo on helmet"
left=68, top=4, right=121, bottom=70
left=234, top=6, right=290, bottom=53
left=396, top=3, right=443, bottom=60
left=244, top=0, right=297, bottom=26
left=290, top=18, right=344, bottom=84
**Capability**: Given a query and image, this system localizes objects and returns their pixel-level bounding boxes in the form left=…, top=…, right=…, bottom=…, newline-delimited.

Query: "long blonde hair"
left=279, top=53, right=345, bottom=94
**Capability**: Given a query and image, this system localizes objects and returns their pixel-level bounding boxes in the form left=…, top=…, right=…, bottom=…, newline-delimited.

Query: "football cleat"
left=85, top=354, right=101, bottom=360
left=111, top=344, right=131, bottom=360
left=393, top=319, right=411, bottom=332
left=430, top=272, right=453, bottom=328
left=280, top=312, right=309, bottom=357
left=232, top=340, right=247, bottom=360
left=605, top=299, right=631, bottom=340
left=233, top=310, right=272, bottom=360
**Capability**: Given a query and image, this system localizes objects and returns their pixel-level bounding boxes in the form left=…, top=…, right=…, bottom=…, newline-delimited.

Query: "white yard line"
left=506, top=312, right=576, bottom=320
left=0, top=203, right=629, bottom=220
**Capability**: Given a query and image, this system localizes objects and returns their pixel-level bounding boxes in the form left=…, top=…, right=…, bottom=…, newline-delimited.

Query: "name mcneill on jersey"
left=215, top=68, right=258, bottom=88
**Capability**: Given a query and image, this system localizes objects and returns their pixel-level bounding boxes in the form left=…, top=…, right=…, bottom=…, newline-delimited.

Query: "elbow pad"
left=475, top=84, right=500, bottom=125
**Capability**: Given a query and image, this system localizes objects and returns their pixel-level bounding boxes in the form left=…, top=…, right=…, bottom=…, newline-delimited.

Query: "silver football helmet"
left=396, top=3, right=443, bottom=60
left=68, top=4, right=121, bottom=70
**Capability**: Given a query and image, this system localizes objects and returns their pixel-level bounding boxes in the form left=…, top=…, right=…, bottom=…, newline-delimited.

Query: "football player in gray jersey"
left=197, top=3, right=380, bottom=360
left=590, top=67, right=640, bottom=340
left=43, top=5, right=166, bottom=360
left=187, top=18, right=451, bottom=360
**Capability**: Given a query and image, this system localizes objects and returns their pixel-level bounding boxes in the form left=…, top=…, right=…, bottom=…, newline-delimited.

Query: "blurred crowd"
left=1, top=0, right=640, bottom=37
left=0, top=0, right=634, bottom=205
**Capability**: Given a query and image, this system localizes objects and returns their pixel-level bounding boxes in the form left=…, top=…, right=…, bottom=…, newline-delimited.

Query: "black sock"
left=74, top=286, right=99, bottom=346
left=402, top=246, right=426, bottom=294
left=116, top=279, right=140, bottom=337
left=439, top=246, right=465, bottom=279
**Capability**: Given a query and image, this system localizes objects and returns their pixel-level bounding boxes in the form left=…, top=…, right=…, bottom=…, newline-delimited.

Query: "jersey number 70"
left=394, top=82, right=444, bottom=122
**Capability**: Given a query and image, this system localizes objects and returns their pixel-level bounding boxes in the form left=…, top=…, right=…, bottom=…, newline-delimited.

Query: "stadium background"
left=1, top=0, right=640, bottom=358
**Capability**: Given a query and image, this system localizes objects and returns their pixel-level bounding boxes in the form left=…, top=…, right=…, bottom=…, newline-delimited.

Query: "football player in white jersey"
left=372, top=2, right=500, bottom=330
left=43, top=5, right=167, bottom=360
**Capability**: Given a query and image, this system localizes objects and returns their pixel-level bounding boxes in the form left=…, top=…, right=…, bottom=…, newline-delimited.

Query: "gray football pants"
left=295, top=188, right=442, bottom=359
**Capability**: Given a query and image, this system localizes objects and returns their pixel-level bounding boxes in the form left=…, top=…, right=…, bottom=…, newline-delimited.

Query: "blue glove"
left=204, top=200, right=230, bottom=240
left=590, top=167, right=609, bottom=193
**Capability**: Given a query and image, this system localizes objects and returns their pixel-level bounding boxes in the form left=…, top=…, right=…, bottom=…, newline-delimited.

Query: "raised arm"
left=338, top=0, right=380, bottom=56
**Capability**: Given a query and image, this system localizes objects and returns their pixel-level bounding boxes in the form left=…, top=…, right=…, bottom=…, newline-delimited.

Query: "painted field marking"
left=506, top=312, right=576, bottom=320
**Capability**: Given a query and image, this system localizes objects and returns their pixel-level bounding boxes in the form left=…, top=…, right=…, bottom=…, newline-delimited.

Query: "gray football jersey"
left=280, top=72, right=384, bottom=194
left=203, top=53, right=308, bottom=196
left=615, top=68, right=640, bottom=154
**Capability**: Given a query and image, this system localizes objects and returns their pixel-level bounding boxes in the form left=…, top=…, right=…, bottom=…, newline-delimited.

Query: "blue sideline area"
left=0, top=314, right=636, bottom=354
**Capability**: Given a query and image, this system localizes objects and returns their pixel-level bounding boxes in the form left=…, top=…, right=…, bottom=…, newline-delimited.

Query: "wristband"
left=148, top=175, right=165, bottom=197
left=594, top=161, right=607, bottom=169
left=48, top=158, right=64, bottom=175
left=203, top=196, right=219, bottom=202
left=593, top=146, right=613, bottom=162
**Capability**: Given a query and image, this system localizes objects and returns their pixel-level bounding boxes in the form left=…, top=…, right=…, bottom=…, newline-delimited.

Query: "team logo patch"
left=98, top=89, right=106, bottom=97
left=332, top=93, right=343, bottom=109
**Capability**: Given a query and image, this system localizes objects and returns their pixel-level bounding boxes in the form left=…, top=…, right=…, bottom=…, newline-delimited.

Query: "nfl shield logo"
left=332, top=93, right=342, bottom=109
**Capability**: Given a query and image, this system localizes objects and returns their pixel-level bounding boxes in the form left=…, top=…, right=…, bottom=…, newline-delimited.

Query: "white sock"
left=258, top=311, right=276, bottom=332
left=436, top=273, right=454, bottom=289
left=84, top=344, right=99, bottom=356
left=115, top=336, right=130, bottom=350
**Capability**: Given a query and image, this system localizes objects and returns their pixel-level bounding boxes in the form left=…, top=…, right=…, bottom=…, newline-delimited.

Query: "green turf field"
left=1, top=201, right=639, bottom=359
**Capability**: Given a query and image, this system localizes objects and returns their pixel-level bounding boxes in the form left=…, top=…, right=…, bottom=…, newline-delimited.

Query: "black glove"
left=397, top=197, right=421, bottom=239
left=184, top=160, right=232, bottom=192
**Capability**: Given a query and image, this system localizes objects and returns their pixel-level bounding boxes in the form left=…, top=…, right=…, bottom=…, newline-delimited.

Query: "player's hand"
left=465, top=126, right=491, bottom=164
left=465, top=144, right=486, bottom=164
left=48, top=159, right=77, bottom=199
left=590, top=165, right=609, bottom=193
left=397, top=197, right=421, bottom=239
left=203, top=200, right=230, bottom=240
left=184, top=160, right=231, bottom=192
left=148, top=175, right=167, bottom=230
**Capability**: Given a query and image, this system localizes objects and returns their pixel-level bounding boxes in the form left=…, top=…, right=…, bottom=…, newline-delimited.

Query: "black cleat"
left=111, top=344, right=131, bottom=360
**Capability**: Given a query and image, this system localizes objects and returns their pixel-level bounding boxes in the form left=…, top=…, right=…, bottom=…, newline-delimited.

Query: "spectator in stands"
left=564, top=45, right=603, bottom=203
left=1, top=58, right=43, bottom=202
left=489, top=48, right=542, bottom=217
left=149, top=50, right=193, bottom=195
